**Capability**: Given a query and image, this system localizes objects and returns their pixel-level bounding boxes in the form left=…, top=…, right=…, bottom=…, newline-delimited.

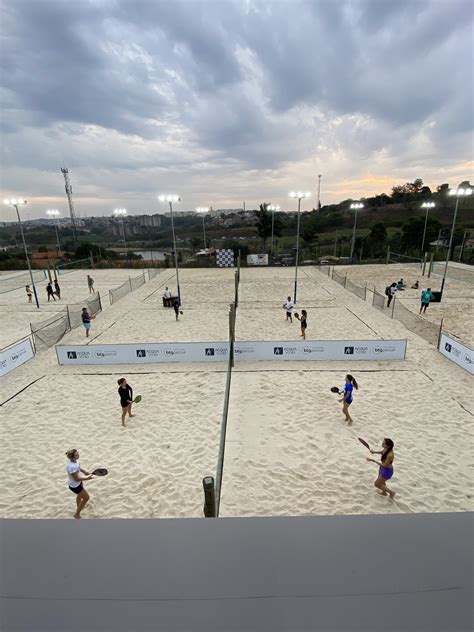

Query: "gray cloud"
left=0, top=0, right=473, bottom=218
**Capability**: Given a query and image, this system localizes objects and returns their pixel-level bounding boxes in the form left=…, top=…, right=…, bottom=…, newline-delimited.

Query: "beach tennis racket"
left=294, top=312, right=299, bottom=319
left=180, top=311, right=183, bottom=315
left=133, top=395, right=142, bottom=403
left=330, top=386, right=342, bottom=394
left=358, top=438, right=371, bottom=451
left=91, top=468, right=108, bottom=476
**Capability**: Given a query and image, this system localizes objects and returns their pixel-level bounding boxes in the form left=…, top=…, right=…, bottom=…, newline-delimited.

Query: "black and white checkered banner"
left=216, top=249, right=234, bottom=267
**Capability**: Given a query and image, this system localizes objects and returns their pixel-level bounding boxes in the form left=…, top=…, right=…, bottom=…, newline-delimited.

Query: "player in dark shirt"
left=117, top=377, right=134, bottom=427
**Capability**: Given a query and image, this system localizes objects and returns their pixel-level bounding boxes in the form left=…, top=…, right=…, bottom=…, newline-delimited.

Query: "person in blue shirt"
left=339, top=374, right=358, bottom=425
left=419, top=287, right=434, bottom=314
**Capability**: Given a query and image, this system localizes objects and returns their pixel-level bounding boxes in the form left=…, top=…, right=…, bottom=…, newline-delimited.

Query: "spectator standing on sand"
left=283, top=296, right=294, bottom=322
left=163, top=286, right=171, bottom=307
left=46, top=282, right=56, bottom=302
left=87, top=275, right=94, bottom=294
left=25, top=285, right=32, bottom=303
left=54, top=279, right=61, bottom=299
left=420, top=287, right=434, bottom=314
left=82, top=307, right=92, bottom=337
left=385, top=283, right=397, bottom=308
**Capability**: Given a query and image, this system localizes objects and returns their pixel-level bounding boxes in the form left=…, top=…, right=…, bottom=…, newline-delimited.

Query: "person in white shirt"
left=282, top=296, right=294, bottom=322
left=66, top=449, right=93, bottom=519
left=162, top=286, right=172, bottom=307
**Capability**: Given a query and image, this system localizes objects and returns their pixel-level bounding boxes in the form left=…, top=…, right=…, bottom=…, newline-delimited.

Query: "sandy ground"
left=0, top=264, right=473, bottom=520
left=338, top=262, right=474, bottom=345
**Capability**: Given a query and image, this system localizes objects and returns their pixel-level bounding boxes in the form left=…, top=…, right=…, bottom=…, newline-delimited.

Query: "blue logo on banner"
left=273, top=347, right=283, bottom=355
left=205, top=348, right=215, bottom=356
left=136, top=349, right=146, bottom=357
left=445, top=343, right=452, bottom=353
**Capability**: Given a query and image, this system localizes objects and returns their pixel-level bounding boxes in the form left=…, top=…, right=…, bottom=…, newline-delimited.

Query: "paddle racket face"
left=358, top=438, right=370, bottom=450
left=180, top=311, right=183, bottom=315
left=294, top=312, right=299, bottom=319
left=92, top=468, right=108, bottom=476
left=330, top=386, right=340, bottom=393
left=133, top=395, right=142, bottom=404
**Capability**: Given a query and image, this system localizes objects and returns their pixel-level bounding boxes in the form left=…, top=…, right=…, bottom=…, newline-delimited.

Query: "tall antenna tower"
left=61, top=167, right=77, bottom=246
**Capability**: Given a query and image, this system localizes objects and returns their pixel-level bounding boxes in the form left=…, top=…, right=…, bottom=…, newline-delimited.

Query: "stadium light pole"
left=4, top=198, right=40, bottom=308
left=46, top=209, right=61, bottom=253
left=267, top=204, right=280, bottom=255
left=289, top=191, right=311, bottom=304
left=420, top=201, right=435, bottom=254
left=113, top=208, right=128, bottom=259
left=196, top=207, right=209, bottom=250
left=159, top=194, right=181, bottom=305
left=349, top=202, right=364, bottom=262
left=440, top=187, right=472, bottom=295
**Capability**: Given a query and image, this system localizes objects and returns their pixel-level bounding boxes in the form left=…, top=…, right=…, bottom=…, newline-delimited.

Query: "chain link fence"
left=332, top=270, right=346, bottom=286
left=372, top=288, right=387, bottom=311
left=30, top=293, right=102, bottom=351
left=345, top=278, right=367, bottom=301
left=391, top=299, right=441, bottom=346
left=148, top=269, right=159, bottom=281
left=130, top=273, right=146, bottom=291
left=109, top=272, right=148, bottom=304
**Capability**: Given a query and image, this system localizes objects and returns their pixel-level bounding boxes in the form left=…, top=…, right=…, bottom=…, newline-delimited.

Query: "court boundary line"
left=0, top=375, right=46, bottom=407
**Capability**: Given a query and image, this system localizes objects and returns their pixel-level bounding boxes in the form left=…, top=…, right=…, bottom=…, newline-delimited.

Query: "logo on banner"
left=465, top=354, right=472, bottom=365
left=235, top=345, right=254, bottom=355
left=67, top=351, right=77, bottom=359
left=0, top=359, right=7, bottom=369
left=136, top=350, right=146, bottom=358
left=66, top=350, right=90, bottom=359
left=11, top=348, right=27, bottom=362
left=372, top=345, right=396, bottom=354
left=445, top=343, right=452, bottom=353
left=94, top=351, right=117, bottom=359
left=301, top=346, right=325, bottom=355
left=164, top=348, right=185, bottom=357
left=205, top=348, right=215, bottom=356
left=344, top=346, right=354, bottom=355
left=274, top=347, right=283, bottom=355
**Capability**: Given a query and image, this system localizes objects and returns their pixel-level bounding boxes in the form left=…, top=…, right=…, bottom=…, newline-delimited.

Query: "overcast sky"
left=1, top=0, right=473, bottom=219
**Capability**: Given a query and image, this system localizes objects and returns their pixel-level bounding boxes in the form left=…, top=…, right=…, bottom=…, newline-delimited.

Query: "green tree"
left=400, top=217, right=441, bottom=252
left=365, top=223, right=387, bottom=257
left=254, top=203, right=273, bottom=250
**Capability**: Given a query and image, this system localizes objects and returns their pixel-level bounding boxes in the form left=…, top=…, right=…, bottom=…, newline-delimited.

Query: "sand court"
left=0, top=369, right=226, bottom=519
left=220, top=365, right=473, bottom=518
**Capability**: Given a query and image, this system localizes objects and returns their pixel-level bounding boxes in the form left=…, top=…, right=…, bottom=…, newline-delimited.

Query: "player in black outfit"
left=295, top=309, right=308, bottom=340
left=117, top=377, right=134, bottom=427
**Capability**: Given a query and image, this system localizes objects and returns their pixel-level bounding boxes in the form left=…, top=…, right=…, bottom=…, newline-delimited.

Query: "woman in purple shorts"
left=366, top=438, right=395, bottom=498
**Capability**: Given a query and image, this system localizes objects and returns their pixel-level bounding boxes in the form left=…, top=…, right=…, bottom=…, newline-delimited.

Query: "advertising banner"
left=56, top=339, right=406, bottom=365
left=438, top=334, right=473, bottom=375
left=247, top=254, right=269, bottom=266
left=0, top=337, right=35, bottom=378
left=56, top=342, right=230, bottom=365
left=235, top=340, right=406, bottom=361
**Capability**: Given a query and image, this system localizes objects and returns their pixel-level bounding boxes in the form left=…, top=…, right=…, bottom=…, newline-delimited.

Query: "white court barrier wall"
left=247, top=254, right=269, bottom=266
left=234, top=340, right=406, bottom=361
left=56, top=342, right=230, bottom=365
left=0, top=337, right=35, bottom=377
left=438, top=334, right=473, bottom=375
left=56, top=339, right=407, bottom=365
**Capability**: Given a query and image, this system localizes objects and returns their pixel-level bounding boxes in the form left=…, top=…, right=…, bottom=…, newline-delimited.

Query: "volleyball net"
left=56, top=258, right=92, bottom=275
left=388, top=252, right=423, bottom=268
left=0, top=269, right=47, bottom=294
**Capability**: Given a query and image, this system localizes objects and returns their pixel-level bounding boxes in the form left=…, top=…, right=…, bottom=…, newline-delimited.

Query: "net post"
left=427, top=252, right=434, bottom=278
left=437, top=318, right=444, bottom=349
left=372, top=286, right=376, bottom=306
left=143, top=269, right=146, bottom=283
left=47, top=262, right=53, bottom=283
left=202, top=476, right=216, bottom=517
left=129, top=276, right=132, bottom=292
left=364, top=282, right=367, bottom=301
left=29, top=324, right=36, bottom=355
left=386, top=247, right=390, bottom=264
left=344, top=274, right=347, bottom=287
left=66, top=305, right=72, bottom=331
left=422, top=252, right=428, bottom=276
left=97, top=291, right=102, bottom=312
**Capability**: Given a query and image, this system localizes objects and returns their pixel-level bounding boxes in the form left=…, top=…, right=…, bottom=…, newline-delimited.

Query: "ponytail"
left=346, top=374, right=359, bottom=390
